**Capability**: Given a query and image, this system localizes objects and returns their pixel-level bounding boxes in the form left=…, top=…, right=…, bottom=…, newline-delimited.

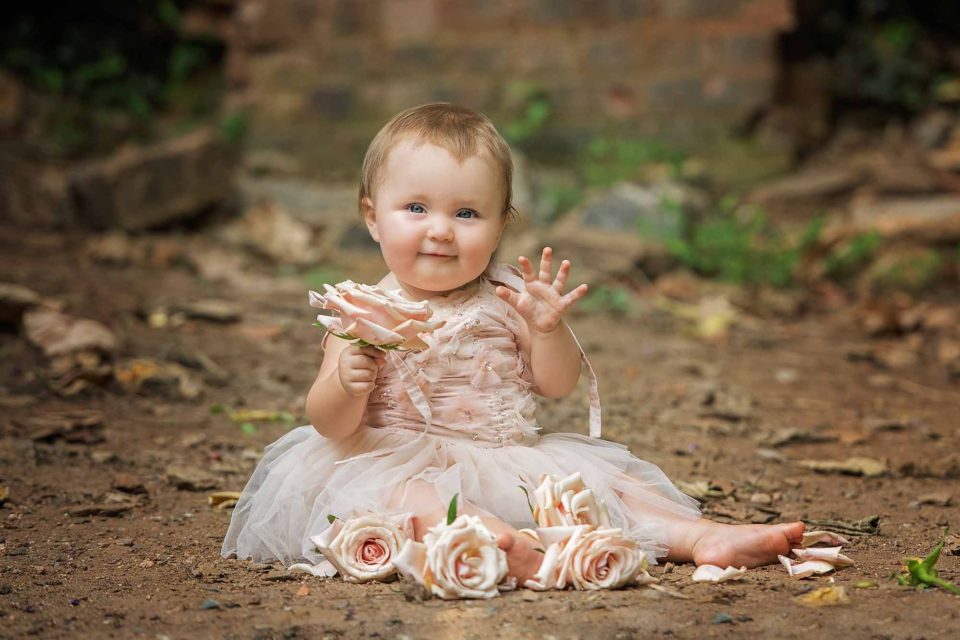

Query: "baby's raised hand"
left=338, top=345, right=385, bottom=397
left=495, top=247, right=588, bottom=333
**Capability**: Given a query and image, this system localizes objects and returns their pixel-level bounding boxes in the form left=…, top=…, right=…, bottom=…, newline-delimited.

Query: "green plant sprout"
left=895, top=529, right=960, bottom=595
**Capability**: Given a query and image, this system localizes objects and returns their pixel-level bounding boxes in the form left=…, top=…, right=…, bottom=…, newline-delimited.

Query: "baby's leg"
left=618, top=490, right=804, bottom=568
left=388, top=480, right=543, bottom=584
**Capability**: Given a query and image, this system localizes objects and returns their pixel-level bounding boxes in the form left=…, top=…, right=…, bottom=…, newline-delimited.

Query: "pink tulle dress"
left=221, top=267, right=700, bottom=570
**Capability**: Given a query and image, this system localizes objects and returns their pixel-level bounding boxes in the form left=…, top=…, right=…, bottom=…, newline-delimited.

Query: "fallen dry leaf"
left=20, top=410, right=105, bottom=445
left=114, top=359, right=203, bottom=400
left=802, top=515, right=880, bottom=536
left=916, top=492, right=952, bottom=507
left=24, top=310, right=117, bottom=356
left=675, top=479, right=726, bottom=500
left=208, top=491, right=242, bottom=510
left=794, top=585, right=850, bottom=607
left=796, top=457, right=886, bottom=477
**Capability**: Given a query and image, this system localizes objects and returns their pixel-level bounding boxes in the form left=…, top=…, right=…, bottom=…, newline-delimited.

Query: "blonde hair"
left=359, top=103, right=516, bottom=221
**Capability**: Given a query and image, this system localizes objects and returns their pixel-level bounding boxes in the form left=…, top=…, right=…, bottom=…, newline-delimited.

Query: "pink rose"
left=525, top=525, right=653, bottom=591
left=533, top=472, right=611, bottom=529
left=309, top=281, right=444, bottom=350
left=310, top=513, right=413, bottom=583
left=393, top=514, right=512, bottom=599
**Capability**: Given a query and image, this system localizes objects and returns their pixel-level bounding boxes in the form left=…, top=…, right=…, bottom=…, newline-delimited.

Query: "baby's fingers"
left=517, top=255, right=536, bottom=283
left=358, top=345, right=386, bottom=365
left=538, top=247, right=553, bottom=283
left=560, top=283, right=589, bottom=309
left=495, top=285, right=521, bottom=309
left=553, top=259, right=572, bottom=293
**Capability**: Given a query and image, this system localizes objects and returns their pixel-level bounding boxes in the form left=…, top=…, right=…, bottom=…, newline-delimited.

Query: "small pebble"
left=200, top=598, right=220, bottom=610
left=713, top=612, right=733, bottom=624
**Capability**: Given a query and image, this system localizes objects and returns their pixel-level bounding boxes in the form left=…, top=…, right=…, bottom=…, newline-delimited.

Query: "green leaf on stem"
left=447, top=493, right=459, bottom=526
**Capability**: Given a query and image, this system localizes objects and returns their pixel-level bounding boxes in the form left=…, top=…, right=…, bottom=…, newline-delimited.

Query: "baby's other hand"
left=495, top=247, right=588, bottom=333
left=338, top=345, right=385, bottom=397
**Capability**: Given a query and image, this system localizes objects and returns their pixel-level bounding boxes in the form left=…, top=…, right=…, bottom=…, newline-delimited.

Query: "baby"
left=222, top=103, right=803, bottom=584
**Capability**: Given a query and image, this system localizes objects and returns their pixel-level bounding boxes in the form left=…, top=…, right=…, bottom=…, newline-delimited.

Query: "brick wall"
left=225, top=0, right=794, bottom=177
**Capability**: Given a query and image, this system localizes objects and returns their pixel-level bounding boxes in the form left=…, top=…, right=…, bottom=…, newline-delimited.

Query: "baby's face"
left=363, top=138, right=505, bottom=298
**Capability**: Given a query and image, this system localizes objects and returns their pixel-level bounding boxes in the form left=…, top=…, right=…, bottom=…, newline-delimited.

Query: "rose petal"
left=348, top=317, right=405, bottom=345
left=524, top=542, right=564, bottom=591
left=779, top=555, right=837, bottom=578
left=394, top=539, right=428, bottom=584
left=322, top=291, right=371, bottom=320
left=691, top=564, right=747, bottom=583
left=288, top=561, right=338, bottom=577
left=314, top=314, right=344, bottom=334
left=791, top=546, right=854, bottom=567
left=801, top=530, right=851, bottom=547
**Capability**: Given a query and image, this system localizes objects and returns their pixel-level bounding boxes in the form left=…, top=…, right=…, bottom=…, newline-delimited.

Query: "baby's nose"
left=427, top=218, right=454, bottom=241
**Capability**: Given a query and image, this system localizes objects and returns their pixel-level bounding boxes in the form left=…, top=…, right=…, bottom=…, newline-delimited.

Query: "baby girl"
left=222, top=103, right=804, bottom=585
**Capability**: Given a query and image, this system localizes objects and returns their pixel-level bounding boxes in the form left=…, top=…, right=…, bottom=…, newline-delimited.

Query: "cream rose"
left=309, top=281, right=444, bottom=350
left=393, top=514, right=510, bottom=599
left=309, top=513, right=413, bottom=583
left=525, top=525, right=652, bottom=591
left=532, top=472, right=611, bottom=528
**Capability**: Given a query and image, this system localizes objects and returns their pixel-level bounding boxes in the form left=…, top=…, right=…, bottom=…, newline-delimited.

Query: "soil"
left=1, top=226, right=958, bottom=640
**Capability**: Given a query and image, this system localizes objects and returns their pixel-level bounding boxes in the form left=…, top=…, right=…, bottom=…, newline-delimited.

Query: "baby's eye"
left=455, top=209, right=477, bottom=219
left=407, top=203, right=426, bottom=214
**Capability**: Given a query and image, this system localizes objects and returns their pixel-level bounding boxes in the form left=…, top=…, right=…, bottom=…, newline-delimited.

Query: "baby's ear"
left=361, top=197, right=379, bottom=242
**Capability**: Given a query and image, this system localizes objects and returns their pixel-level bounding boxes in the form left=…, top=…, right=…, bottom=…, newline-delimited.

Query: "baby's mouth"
left=420, top=253, right=456, bottom=258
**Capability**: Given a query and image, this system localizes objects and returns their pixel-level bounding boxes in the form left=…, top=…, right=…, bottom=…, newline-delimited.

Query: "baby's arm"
left=305, top=336, right=384, bottom=440
left=495, top=247, right=589, bottom=398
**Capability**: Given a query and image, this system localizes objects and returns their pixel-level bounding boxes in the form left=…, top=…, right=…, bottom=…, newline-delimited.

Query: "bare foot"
left=496, top=532, right=544, bottom=585
left=690, top=521, right=805, bottom=569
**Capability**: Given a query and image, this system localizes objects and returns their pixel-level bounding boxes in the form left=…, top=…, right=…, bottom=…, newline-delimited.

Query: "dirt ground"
left=1, top=226, right=959, bottom=640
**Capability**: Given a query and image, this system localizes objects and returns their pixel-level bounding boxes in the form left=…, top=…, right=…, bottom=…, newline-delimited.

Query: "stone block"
left=381, top=0, right=439, bottom=43
left=333, top=0, right=379, bottom=35
left=308, top=86, right=356, bottom=119
left=68, top=128, right=237, bottom=231
left=0, top=156, right=73, bottom=227
left=236, top=0, right=317, bottom=50
left=662, top=0, right=743, bottom=19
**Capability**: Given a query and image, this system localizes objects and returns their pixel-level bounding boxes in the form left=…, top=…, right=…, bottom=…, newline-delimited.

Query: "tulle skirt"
left=221, top=425, right=701, bottom=567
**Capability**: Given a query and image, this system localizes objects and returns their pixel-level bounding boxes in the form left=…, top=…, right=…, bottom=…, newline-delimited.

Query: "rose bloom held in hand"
left=362, top=138, right=507, bottom=300
left=309, top=281, right=444, bottom=350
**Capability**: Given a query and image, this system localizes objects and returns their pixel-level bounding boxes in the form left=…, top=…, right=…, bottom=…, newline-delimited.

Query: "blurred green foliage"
left=666, top=197, right=823, bottom=288
left=1, top=1, right=225, bottom=157
left=581, top=138, right=685, bottom=188
left=823, top=232, right=883, bottom=280
left=579, top=286, right=634, bottom=316
left=538, top=183, right=584, bottom=223
left=504, top=96, right=552, bottom=146
left=869, top=248, right=943, bottom=292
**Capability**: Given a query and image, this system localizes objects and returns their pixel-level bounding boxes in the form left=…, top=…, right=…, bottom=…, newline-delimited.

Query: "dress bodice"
left=364, top=278, right=541, bottom=447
